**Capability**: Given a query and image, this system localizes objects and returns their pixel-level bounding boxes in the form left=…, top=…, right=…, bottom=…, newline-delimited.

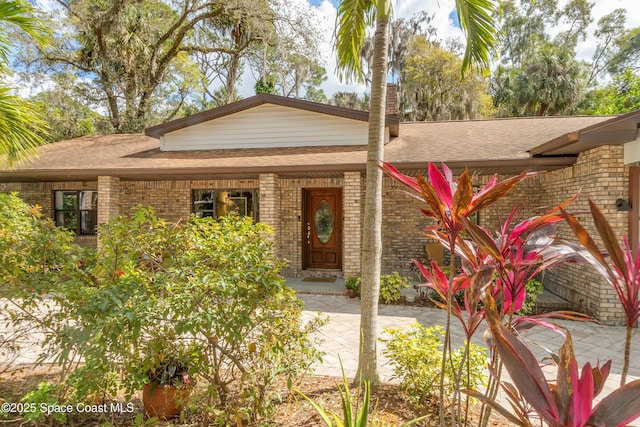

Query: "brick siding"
left=1, top=146, right=631, bottom=324
left=537, top=146, right=629, bottom=325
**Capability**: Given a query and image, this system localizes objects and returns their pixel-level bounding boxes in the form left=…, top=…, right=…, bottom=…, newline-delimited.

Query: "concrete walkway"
left=290, top=284, right=640, bottom=425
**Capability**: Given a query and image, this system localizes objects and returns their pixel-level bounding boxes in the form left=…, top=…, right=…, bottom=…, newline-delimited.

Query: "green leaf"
left=334, top=0, right=377, bottom=83
left=454, top=0, right=497, bottom=74
left=293, top=388, right=339, bottom=426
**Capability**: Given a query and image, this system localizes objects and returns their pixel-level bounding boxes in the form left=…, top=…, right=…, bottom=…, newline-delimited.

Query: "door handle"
left=306, top=223, right=311, bottom=244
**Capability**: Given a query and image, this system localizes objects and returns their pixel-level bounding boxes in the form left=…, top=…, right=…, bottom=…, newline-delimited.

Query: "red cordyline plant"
left=427, top=201, right=593, bottom=427
left=415, top=261, right=491, bottom=341
left=458, top=199, right=577, bottom=318
left=562, top=200, right=640, bottom=386
left=381, top=161, right=539, bottom=426
left=465, top=293, right=640, bottom=427
left=381, top=162, right=535, bottom=246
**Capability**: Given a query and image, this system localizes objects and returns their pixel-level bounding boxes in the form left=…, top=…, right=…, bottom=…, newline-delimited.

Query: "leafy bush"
left=20, top=382, right=68, bottom=424
left=0, top=199, right=324, bottom=425
left=380, top=324, right=486, bottom=404
left=0, top=193, right=90, bottom=379
left=68, top=208, right=324, bottom=424
left=379, top=272, right=412, bottom=304
left=517, top=278, right=544, bottom=315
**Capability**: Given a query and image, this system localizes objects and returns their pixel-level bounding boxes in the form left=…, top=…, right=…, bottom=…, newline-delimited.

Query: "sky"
left=265, top=0, right=640, bottom=100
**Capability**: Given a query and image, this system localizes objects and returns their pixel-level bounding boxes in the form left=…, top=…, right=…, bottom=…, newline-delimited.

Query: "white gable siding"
left=161, top=104, right=371, bottom=151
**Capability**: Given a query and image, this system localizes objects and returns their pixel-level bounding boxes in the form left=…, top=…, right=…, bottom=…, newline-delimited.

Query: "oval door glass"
left=314, top=200, right=334, bottom=244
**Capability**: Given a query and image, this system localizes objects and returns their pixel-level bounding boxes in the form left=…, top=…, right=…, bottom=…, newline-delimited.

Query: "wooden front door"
left=302, top=188, right=342, bottom=270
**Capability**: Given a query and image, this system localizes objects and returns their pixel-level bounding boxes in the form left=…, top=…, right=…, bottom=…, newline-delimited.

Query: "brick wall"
left=378, top=151, right=629, bottom=325
left=259, top=174, right=279, bottom=242
left=466, top=146, right=629, bottom=325
left=97, top=176, right=120, bottom=224
left=380, top=175, right=434, bottom=276
left=537, top=145, right=629, bottom=325
left=119, top=179, right=259, bottom=223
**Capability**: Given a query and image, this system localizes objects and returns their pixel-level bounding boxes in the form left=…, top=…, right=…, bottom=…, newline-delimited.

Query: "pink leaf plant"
left=465, top=293, right=640, bottom=427
left=562, top=200, right=640, bottom=386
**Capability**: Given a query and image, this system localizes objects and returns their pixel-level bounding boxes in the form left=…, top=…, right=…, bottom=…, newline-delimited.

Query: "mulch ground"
left=0, top=364, right=513, bottom=426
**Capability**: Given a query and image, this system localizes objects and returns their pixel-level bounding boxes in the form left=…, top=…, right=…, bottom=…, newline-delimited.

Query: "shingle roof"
left=387, top=115, right=617, bottom=163
left=1, top=113, right=636, bottom=181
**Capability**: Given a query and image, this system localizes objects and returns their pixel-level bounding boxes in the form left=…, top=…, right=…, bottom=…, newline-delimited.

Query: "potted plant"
left=345, top=273, right=361, bottom=298
left=141, top=347, right=194, bottom=420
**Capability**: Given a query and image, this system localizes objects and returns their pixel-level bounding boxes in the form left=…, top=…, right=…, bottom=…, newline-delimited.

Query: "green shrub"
left=517, top=278, right=544, bottom=315
left=0, top=193, right=90, bottom=378
left=20, top=382, right=68, bottom=424
left=60, top=209, right=324, bottom=424
left=0, top=199, right=324, bottom=425
left=379, top=272, right=412, bottom=304
left=381, top=323, right=486, bottom=404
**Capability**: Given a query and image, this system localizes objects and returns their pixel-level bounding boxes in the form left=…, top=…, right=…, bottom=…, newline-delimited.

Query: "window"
left=54, top=191, right=98, bottom=235
left=192, top=190, right=257, bottom=220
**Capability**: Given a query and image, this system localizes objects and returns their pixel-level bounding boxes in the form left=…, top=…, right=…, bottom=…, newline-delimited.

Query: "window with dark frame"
left=54, top=191, right=98, bottom=235
left=192, top=189, right=258, bottom=220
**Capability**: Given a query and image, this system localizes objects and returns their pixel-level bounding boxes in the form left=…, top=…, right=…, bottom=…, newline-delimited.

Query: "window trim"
left=53, top=190, right=98, bottom=236
left=191, top=189, right=258, bottom=221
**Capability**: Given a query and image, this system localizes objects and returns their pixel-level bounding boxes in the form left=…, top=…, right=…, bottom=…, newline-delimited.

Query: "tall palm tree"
left=335, top=0, right=497, bottom=385
left=0, top=0, right=48, bottom=167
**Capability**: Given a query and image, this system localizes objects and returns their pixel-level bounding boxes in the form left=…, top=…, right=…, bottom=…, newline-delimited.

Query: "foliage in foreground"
left=295, top=363, right=427, bottom=427
left=0, top=196, right=323, bottom=425
left=381, top=324, right=486, bottom=405
left=562, top=200, right=640, bottom=386
left=384, top=160, right=640, bottom=427
left=467, top=294, right=640, bottom=427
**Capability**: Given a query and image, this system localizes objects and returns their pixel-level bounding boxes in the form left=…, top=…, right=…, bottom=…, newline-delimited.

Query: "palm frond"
left=455, top=0, right=497, bottom=75
left=0, top=88, right=48, bottom=167
left=334, top=0, right=378, bottom=83
left=0, top=0, right=50, bottom=68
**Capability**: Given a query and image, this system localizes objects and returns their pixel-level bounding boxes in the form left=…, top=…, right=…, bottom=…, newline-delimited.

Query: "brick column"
left=97, top=176, right=120, bottom=249
left=343, top=172, right=362, bottom=275
left=259, top=173, right=279, bottom=242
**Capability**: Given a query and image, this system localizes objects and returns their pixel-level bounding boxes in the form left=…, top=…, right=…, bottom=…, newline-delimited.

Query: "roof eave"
left=0, top=156, right=576, bottom=182
left=530, top=111, right=640, bottom=156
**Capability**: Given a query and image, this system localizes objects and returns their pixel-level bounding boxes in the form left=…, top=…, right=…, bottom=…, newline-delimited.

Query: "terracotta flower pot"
left=142, top=383, right=192, bottom=420
left=347, top=289, right=357, bottom=298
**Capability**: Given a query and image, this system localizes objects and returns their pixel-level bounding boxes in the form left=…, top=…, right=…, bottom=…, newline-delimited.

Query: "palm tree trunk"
left=356, top=6, right=390, bottom=386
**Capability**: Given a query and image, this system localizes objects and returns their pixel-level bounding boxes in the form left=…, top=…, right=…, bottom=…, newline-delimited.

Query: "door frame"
left=301, top=187, right=343, bottom=270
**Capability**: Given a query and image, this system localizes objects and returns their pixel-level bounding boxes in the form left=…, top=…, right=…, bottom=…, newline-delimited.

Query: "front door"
left=302, top=188, right=342, bottom=270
